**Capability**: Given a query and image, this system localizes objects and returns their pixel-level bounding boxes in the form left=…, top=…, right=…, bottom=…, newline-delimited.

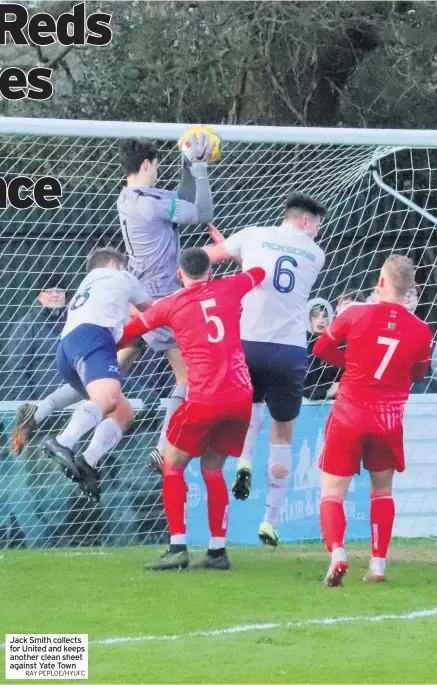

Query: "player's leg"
left=320, top=471, right=353, bottom=586
left=11, top=343, right=140, bottom=456
left=363, top=430, right=402, bottom=582
left=193, top=450, right=231, bottom=570
left=318, top=415, right=363, bottom=586
left=45, top=377, right=122, bottom=496
left=233, top=341, right=266, bottom=500
left=44, top=326, right=127, bottom=500
left=73, top=393, right=135, bottom=501
left=259, top=417, right=295, bottom=546
left=11, top=384, right=83, bottom=455
left=143, top=327, right=188, bottom=473
left=259, top=347, right=306, bottom=546
left=195, top=399, right=251, bottom=569
left=148, top=441, right=192, bottom=571
left=365, top=469, right=395, bottom=582
left=148, top=399, right=207, bottom=570
left=71, top=342, right=141, bottom=490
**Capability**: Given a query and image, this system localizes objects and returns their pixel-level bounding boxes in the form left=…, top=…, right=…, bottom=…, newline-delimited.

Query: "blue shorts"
left=57, top=324, right=121, bottom=396
left=242, top=340, right=307, bottom=422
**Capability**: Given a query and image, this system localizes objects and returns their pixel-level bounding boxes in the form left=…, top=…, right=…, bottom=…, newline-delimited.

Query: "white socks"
left=157, top=384, right=187, bottom=454
left=370, top=556, right=386, bottom=575
left=170, top=534, right=186, bottom=546
left=208, top=537, right=226, bottom=550
left=331, top=547, right=347, bottom=565
left=57, top=400, right=103, bottom=450
left=83, top=418, right=123, bottom=468
left=264, top=444, right=291, bottom=528
left=34, top=385, right=83, bottom=424
left=237, top=402, right=264, bottom=468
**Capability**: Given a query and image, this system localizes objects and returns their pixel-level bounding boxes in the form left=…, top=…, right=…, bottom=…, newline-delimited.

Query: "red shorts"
left=319, top=414, right=405, bottom=477
left=167, top=398, right=252, bottom=457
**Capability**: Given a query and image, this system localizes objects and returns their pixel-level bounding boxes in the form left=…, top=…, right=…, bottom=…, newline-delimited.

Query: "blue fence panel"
left=186, top=403, right=370, bottom=546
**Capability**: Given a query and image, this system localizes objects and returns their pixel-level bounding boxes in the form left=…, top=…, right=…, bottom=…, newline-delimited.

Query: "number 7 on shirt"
left=374, top=336, right=399, bottom=380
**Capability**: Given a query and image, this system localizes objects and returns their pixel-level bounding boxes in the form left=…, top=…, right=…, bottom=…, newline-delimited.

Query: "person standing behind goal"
left=313, top=255, right=432, bottom=586
left=204, top=193, right=326, bottom=546
left=117, top=134, right=214, bottom=471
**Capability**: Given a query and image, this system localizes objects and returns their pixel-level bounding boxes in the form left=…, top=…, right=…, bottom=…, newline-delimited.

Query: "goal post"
left=0, top=117, right=436, bottom=549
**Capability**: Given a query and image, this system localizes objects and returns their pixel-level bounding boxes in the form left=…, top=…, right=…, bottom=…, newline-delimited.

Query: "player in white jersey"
left=43, top=247, right=150, bottom=501
left=117, top=135, right=214, bottom=471
left=204, top=193, right=326, bottom=545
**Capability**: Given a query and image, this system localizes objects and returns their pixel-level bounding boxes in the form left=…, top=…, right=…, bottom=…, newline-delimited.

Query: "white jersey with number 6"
left=223, top=225, right=325, bottom=348
left=62, top=268, right=149, bottom=343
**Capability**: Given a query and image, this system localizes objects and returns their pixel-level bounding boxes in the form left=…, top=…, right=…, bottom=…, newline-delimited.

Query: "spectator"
left=5, top=275, right=68, bottom=402
left=404, top=282, right=420, bottom=314
left=304, top=298, right=338, bottom=401
left=336, top=289, right=366, bottom=315
left=405, top=284, right=437, bottom=393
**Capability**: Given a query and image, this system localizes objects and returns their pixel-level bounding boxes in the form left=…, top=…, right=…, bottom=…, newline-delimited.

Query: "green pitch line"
left=0, top=541, right=436, bottom=684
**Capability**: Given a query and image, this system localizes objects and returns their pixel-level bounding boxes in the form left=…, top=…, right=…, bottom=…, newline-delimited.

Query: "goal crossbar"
left=1, top=116, right=437, bottom=147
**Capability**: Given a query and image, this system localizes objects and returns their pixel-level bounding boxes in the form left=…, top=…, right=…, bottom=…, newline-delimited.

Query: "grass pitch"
left=1, top=540, right=436, bottom=684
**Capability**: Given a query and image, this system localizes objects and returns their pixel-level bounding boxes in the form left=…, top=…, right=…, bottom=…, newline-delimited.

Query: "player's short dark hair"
left=338, top=289, right=366, bottom=305
left=86, top=247, right=127, bottom=273
left=180, top=248, right=211, bottom=279
left=119, top=139, right=159, bottom=175
left=284, top=193, right=327, bottom=219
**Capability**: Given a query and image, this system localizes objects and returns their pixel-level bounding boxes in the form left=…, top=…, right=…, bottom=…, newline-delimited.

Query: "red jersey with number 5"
left=121, top=268, right=265, bottom=405
left=314, top=301, right=432, bottom=431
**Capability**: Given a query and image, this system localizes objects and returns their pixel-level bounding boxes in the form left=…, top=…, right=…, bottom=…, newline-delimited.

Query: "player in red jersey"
left=313, top=255, right=432, bottom=586
left=118, top=248, right=265, bottom=571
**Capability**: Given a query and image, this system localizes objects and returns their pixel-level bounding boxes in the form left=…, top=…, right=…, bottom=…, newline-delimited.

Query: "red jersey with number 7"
left=119, top=268, right=266, bottom=405
left=313, top=301, right=432, bottom=431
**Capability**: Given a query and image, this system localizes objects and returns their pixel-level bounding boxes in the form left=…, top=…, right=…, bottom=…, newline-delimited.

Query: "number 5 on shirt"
left=374, top=336, right=399, bottom=380
left=200, top=299, right=225, bottom=343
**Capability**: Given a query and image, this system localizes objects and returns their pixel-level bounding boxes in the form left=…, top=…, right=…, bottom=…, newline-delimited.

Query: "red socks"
left=320, top=493, right=395, bottom=560
left=162, top=463, right=229, bottom=542
left=202, top=468, right=229, bottom=538
left=371, top=493, right=395, bottom=558
left=320, top=497, right=346, bottom=552
left=162, top=462, right=187, bottom=537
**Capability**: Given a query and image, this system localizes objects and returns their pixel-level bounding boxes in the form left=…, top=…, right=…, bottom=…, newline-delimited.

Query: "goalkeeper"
left=10, top=132, right=214, bottom=464
left=117, top=133, right=214, bottom=471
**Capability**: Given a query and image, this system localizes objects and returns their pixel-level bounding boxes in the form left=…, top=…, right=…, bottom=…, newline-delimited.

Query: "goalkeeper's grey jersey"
left=117, top=185, right=199, bottom=298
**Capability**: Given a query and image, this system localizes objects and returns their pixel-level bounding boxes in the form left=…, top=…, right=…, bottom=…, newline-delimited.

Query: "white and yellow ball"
left=178, top=125, right=222, bottom=164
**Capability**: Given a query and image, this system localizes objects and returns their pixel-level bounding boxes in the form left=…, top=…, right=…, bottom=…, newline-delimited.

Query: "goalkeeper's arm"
left=177, top=132, right=213, bottom=223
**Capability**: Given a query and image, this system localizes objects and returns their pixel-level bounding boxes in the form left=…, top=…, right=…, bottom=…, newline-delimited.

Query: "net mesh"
left=0, top=131, right=436, bottom=548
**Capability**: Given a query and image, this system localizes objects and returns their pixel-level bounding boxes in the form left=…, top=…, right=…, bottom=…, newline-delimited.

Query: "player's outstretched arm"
left=313, top=332, right=346, bottom=368
left=117, top=315, right=149, bottom=349
left=203, top=224, right=247, bottom=266
left=176, top=132, right=214, bottom=222
left=178, top=156, right=196, bottom=204
left=203, top=242, right=240, bottom=265
left=118, top=299, right=169, bottom=350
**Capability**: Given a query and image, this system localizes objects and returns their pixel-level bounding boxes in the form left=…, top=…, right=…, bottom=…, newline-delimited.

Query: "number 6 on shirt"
left=200, top=299, right=225, bottom=343
left=374, top=336, right=400, bottom=380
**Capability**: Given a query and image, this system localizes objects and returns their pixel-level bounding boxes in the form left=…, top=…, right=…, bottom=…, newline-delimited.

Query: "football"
left=178, top=124, right=222, bottom=164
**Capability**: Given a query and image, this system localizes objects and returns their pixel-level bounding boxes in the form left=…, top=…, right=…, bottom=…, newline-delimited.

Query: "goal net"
left=0, top=121, right=436, bottom=549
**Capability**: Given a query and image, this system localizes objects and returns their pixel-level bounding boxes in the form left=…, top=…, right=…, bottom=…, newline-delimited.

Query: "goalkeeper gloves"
left=181, top=132, right=215, bottom=166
